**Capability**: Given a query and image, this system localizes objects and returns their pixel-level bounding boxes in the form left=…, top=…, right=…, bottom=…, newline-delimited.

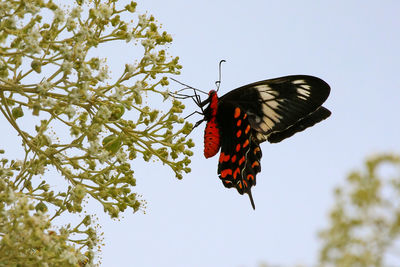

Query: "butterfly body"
left=193, top=75, right=331, bottom=210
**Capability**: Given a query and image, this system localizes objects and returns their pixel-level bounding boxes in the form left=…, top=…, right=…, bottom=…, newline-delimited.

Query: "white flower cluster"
left=37, top=80, right=52, bottom=94
left=70, top=6, right=82, bottom=18
left=96, top=66, right=109, bottom=82
left=25, top=27, right=41, bottom=54
left=25, top=2, right=40, bottom=14
left=125, top=64, right=136, bottom=75
left=97, top=105, right=111, bottom=120
left=59, top=43, right=73, bottom=57
left=61, top=60, right=73, bottom=74
left=64, top=105, right=76, bottom=119
left=54, top=8, right=65, bottom=23
left=141, top=38, right=155, bottom=49
left=112, top=85, right=126, bottom=101
left=0, top=2, right=12, bottom=17
left=138, top=14, right=149, bottom=27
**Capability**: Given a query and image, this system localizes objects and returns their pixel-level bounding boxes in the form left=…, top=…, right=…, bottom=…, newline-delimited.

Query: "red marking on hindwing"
left=231, top=155, right=237, bottom=163
left=253, top=147, right=260, bottom=155
left=233, top=167, right=240, bottom=179
left=221, top=169, right=232, bottom=178
left=251, top=161, right=259, bottom=168
left=245, top=125, right=251, bottom=134
left=235, top=144, right=241, bottom=152
left=219, top=152, right=230, bottom=163
left=234, top=107, right=241, bottom=118
left=239, top=156, right=245, bottom=166
left=243, top=139, right=249, bottom=148
left=247, top=174, right=254, bottom=181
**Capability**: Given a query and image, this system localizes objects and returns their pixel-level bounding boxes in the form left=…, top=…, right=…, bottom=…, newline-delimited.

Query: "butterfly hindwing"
left=219, top=75, right=331, bottom=143
left=216, top=105, right=262, bottom=209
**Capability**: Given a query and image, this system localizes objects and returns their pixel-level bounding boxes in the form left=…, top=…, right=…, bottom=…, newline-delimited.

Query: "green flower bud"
left=35, top=201, right=48, bottom=212
left=109, top=105, right=125, bottom=121
left=12, top=106, right=24, bottom=119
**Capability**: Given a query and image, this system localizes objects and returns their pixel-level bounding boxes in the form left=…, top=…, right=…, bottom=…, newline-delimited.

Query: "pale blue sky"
left=98, top=1, right=400, bottom=266
left=2, top=1, right=399, bottom=266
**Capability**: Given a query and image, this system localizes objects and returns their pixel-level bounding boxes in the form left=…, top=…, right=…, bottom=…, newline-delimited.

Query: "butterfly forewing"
left=219, top=75, right=331, bottom=143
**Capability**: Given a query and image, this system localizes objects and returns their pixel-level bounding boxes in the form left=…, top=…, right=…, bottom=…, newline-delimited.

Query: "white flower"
left=138, top=14, right=148, bottom=27
left=125, top=64, right=136, bottom=74
left=61, top=60, right=73, bottom=73
left=97, top=105, right=111, bottom=120
left=125, top=31, right=133, bottom=42
left=65, top=105, right=76, bottom=119
left=59, top=43, right=72, bottom=57
left=98, top=4, right=113, bottom=20
left=98, top=150, right=109, bottom=163
left=134, top=81, right=145, bottom=91
left=97, top=66, right=109, bottom=82
left=37, top=80, right=52, bottom=94
left=42, top=98, right=56, bottom=107
left=116, top=150, right=127, bottom=163
left=88, top=141, right=101, bottom=155
left=25, top=2, right=40, bottom=14
left=141, top=39, right=155, bottom=49
left=0, top=2, right=11, bottom=17
left=54, top=8, right=65, bottom=23
left=25, top=28, right=41, bottom=54
left=112, top=85, right=125, bottom=100
left=66, top=17, right=77, bottom=31
left=60, top=250, right=78, bottom=265
left=70, top=6, right=82, bottom=18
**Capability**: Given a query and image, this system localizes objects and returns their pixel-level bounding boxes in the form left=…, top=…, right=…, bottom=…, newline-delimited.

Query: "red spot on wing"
left=236, top=119, right=242, bottom=127
left=220, top=169, right=232, bottom=178
left=231, top=155, right=237, bottom=163
left=239, top=156, right=245, bottom=166
left=253, top=147, right=260, bottom=155
left=219, top=152, right=230, bottom=163
left=236, top=130, right=242, bottom=138
left=247, top=174, right=254, bottom=183
left=243, top=139, right=249, bottom=148
left=233, top=167, right=240, bottom=179
left=235, top=144, right=241, bottom=152
left=234, top=107, right=241, bottom=118
left=245, top=125, right=251, bottom=134
left=251, top=161, right=259, bottom=168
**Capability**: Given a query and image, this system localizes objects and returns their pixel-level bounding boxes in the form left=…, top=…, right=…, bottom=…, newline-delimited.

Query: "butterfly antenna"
left=169, top=78, right=208, bottom=95
left=247, top=190, right=256, bottom=210
left=215, top=59, right=226, bottom=92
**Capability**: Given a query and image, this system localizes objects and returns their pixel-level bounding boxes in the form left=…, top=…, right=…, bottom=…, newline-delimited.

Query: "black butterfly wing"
left=219, top=75, right=331, bottom=143
left=216, top=104, right=262, bottom=209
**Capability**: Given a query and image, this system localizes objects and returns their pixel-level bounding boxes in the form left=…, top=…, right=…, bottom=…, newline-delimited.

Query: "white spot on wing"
left=256, top=133, right=266, bottom=142
left=263, top=117, right=275, bottom=129
left=255, top=84, right=271, bottom=91
left=297, top=88, right=311, bottom=100
left=262, top=103, right=282, bottom=122
left=259, top=122, right=269, bottom=132
left=258, top=89, right=275, bottom=101
left=292, top=80, right=305, bottom=85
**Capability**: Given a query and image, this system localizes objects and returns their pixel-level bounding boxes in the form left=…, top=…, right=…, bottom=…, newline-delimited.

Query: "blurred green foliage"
left=259, top=153, right=400, bottom=267
left=319, top=154, right=400, bottom=267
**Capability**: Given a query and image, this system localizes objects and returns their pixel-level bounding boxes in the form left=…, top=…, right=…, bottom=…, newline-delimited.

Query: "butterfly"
left=172, top=71, right=331, bottom=210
